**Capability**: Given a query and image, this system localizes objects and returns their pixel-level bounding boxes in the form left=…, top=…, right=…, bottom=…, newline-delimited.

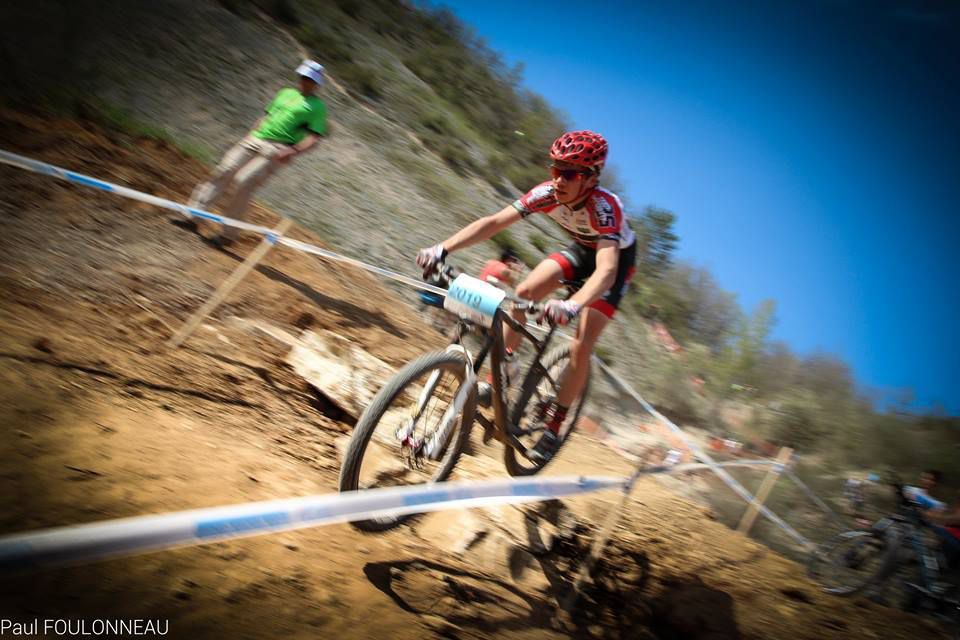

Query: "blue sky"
left=435, top=0, right=960, bottom=414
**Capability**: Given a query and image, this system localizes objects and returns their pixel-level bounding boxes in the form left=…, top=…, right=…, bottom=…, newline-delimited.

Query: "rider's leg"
left=556, top=306, right=610, bottom=408
left=503, top=259, right=565, bottom=352
left=529, top=308, right=610, bottom=462
left=476, top=259, right=563, bottom=418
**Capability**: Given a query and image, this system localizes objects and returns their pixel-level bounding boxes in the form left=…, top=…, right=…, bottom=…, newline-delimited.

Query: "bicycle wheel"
left=338, top=350, right=477, bottom=531
left=503, top=344, right=590, bottom=476
left=807, top=529, right=898, bottom=596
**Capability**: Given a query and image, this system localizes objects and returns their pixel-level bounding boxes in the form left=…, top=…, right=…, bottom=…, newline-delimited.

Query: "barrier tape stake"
left=593, top=359, right=813, bottom=547
left=737, top=447, right=793, bottom=534
left=168, top=217, right=293, bottom=348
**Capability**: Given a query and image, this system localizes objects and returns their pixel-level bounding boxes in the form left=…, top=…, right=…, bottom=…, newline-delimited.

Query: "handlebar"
left=423, top=262, right=544, bottom=318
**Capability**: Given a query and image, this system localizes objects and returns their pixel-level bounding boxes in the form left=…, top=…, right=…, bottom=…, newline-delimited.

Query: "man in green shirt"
left=186, top=60, right=328, bottom=246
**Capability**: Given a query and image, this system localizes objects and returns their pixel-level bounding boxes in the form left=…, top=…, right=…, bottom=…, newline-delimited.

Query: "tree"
left=636, top=206, right=678, bottom=281
left=672, top=263, right=739, bottom=352
left=753, top=340, right=799, bottom=396
left=732, top=299, right=777, bottom=387
left=794, top=352, right=854, bottom=407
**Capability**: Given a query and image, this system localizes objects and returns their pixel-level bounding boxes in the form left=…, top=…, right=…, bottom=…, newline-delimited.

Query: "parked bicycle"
left=337, top=265, right=590, bottom=531
left=808, top=482, right=959, bottom=636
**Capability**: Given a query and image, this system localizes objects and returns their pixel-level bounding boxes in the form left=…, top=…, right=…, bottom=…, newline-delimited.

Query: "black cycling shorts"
left=547, top=241, right=637, bottom=319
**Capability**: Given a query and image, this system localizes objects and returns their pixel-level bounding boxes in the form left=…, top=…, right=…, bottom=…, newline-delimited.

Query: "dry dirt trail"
left=0, top=108, right=948, bottom=639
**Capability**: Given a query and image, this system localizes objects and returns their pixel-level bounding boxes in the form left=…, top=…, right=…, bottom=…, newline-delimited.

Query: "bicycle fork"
left=395, top=346, right=476, bottom=462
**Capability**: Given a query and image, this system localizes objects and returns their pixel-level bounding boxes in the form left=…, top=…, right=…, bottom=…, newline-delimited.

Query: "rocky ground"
left=0, top=108, right=950, bottom=639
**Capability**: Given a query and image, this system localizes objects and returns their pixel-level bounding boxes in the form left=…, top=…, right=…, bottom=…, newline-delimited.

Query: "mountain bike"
left=808, top=483, right=959, bottom=636
left=338, top=265, right=591, bottom=531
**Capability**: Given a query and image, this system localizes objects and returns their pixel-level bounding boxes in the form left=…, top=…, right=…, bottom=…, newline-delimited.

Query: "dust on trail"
left=0, top=108, right=948, bottom=639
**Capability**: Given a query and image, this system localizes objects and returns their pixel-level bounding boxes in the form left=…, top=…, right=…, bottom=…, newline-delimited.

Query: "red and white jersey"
left=512, top=181, right=636, bottom=249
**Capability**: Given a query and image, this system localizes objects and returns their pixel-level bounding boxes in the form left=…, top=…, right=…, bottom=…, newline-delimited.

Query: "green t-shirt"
left=252, top=88, right=327, bottom=145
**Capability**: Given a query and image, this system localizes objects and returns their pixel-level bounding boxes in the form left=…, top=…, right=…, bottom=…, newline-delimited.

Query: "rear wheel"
left=338, top=350, right=476, bottom=531
left=503, top=344, right=590, bottom=476
left=807, top=529, right=898, bottom=596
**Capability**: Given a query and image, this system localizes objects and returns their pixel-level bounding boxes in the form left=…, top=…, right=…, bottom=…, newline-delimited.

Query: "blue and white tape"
left=0, top=150, right=448, bottom=299
left=0, top=148, right=827, bottom=550
left=593, top=360, right=814, bottom=548
left=0, top=476, right=623, bottom=571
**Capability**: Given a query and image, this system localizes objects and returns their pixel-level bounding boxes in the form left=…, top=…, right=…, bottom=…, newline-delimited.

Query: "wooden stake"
left=737, top=446, right=793, bottom=535
left=168, top=217, right=293, bottom=348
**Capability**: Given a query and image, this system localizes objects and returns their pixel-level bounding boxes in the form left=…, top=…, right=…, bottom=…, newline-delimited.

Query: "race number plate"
left=444, top=274, right=506, bottom=328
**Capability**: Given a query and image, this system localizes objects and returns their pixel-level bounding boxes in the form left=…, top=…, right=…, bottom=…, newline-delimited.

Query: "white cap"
left=295, top=59, right=325, bottom=85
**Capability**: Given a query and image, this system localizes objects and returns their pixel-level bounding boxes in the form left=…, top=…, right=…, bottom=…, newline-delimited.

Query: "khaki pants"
left=188, top=135, right=288, bottom=240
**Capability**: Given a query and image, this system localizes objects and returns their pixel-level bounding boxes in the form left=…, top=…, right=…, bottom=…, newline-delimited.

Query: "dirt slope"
left=0, top=109, right=948, bottom=639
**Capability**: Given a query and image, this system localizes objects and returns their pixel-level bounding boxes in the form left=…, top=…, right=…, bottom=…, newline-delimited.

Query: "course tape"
left=784, top=468, right=841, bottom=524
left=0, top=148, right=825, bottom=549
left=0, top=150, right=448, bottom=298
left=0, top=476, right=623, bottom=572
left=593, top=360, right=814, bottom=548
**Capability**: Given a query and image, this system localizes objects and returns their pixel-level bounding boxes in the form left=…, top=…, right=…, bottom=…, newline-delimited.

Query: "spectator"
left=904, top=469, right=947, bottom=512
left=186, top=60, right=327, bottom=246
left=478, top=248, right=524, bottom=289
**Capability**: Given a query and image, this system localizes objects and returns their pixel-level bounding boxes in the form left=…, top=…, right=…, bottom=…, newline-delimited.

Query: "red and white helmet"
left=549, top=130, right=608, bottom=170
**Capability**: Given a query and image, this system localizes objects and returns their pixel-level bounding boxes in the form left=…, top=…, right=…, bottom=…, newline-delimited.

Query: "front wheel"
left=503, top=344, right=590, bottom=476
left=807, top=529, right=898, bottom=596
left=338, top=350, right=477, bottom=531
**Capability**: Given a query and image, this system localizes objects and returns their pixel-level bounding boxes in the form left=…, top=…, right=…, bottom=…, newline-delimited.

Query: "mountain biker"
left=186, top=60, right=328, bottom=247
left=906, top=470, right=960, bottom=568
left=417, top=130, right=637, bottom=463
left=927, top=497, right=960, bottom=568
left=905, top=469, right=948, bottom=512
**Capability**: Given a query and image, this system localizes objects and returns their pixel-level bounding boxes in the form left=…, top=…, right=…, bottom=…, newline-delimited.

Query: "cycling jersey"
left=513, top=181, right=636, bottom=249
left=904, top=486, right=947, bottom=511
left=478, top=259, right=514, bottom=287
left=549, top=241, right=637, bottom=319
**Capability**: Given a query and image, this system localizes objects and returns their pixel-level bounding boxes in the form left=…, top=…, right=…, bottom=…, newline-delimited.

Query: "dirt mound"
left=0, top=108, right=949, bottom=639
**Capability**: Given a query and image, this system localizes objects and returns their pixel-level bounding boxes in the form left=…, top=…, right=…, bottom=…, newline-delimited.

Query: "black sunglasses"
left=549, top=166, right=593, bottom=181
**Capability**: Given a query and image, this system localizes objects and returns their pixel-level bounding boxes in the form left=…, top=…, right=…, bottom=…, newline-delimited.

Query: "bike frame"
left=866, top=486, right=951, bottom=593
left=895, top=515, right=946, bottom=589
left=448, top=305, right=558, bottom=450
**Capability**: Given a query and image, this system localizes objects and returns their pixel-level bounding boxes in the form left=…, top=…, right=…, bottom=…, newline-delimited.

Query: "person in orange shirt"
left=478, top=248, right=524, bottom=289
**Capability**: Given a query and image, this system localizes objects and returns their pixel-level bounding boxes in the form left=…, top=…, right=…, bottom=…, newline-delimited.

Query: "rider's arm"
left=440, top=205, right=522, bottom=254
left=927, top=502, right=960, bottom=527
left=568, top=240, right=619, bottom=308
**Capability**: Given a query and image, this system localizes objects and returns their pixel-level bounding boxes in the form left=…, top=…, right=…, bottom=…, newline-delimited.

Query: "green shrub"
left=595, top=345, right=615, bottom=365
left=337, top=63, right=383, bottom=100
left=491, top=230, right=535, bottom=267
left=504, top=164, right=548, bottom=192
left=297, top=25, right=354, bottom=63
left=385, top=147, right=462, bottom=210
left=529, top=233, right=549, bottom=253
left=352, top=118, right=391, bottom=145
left=255, top=0, right=299, bottom=25
left=75, top=100, right=213, bottom=163
left=419, top=110, right=450, bottom=135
